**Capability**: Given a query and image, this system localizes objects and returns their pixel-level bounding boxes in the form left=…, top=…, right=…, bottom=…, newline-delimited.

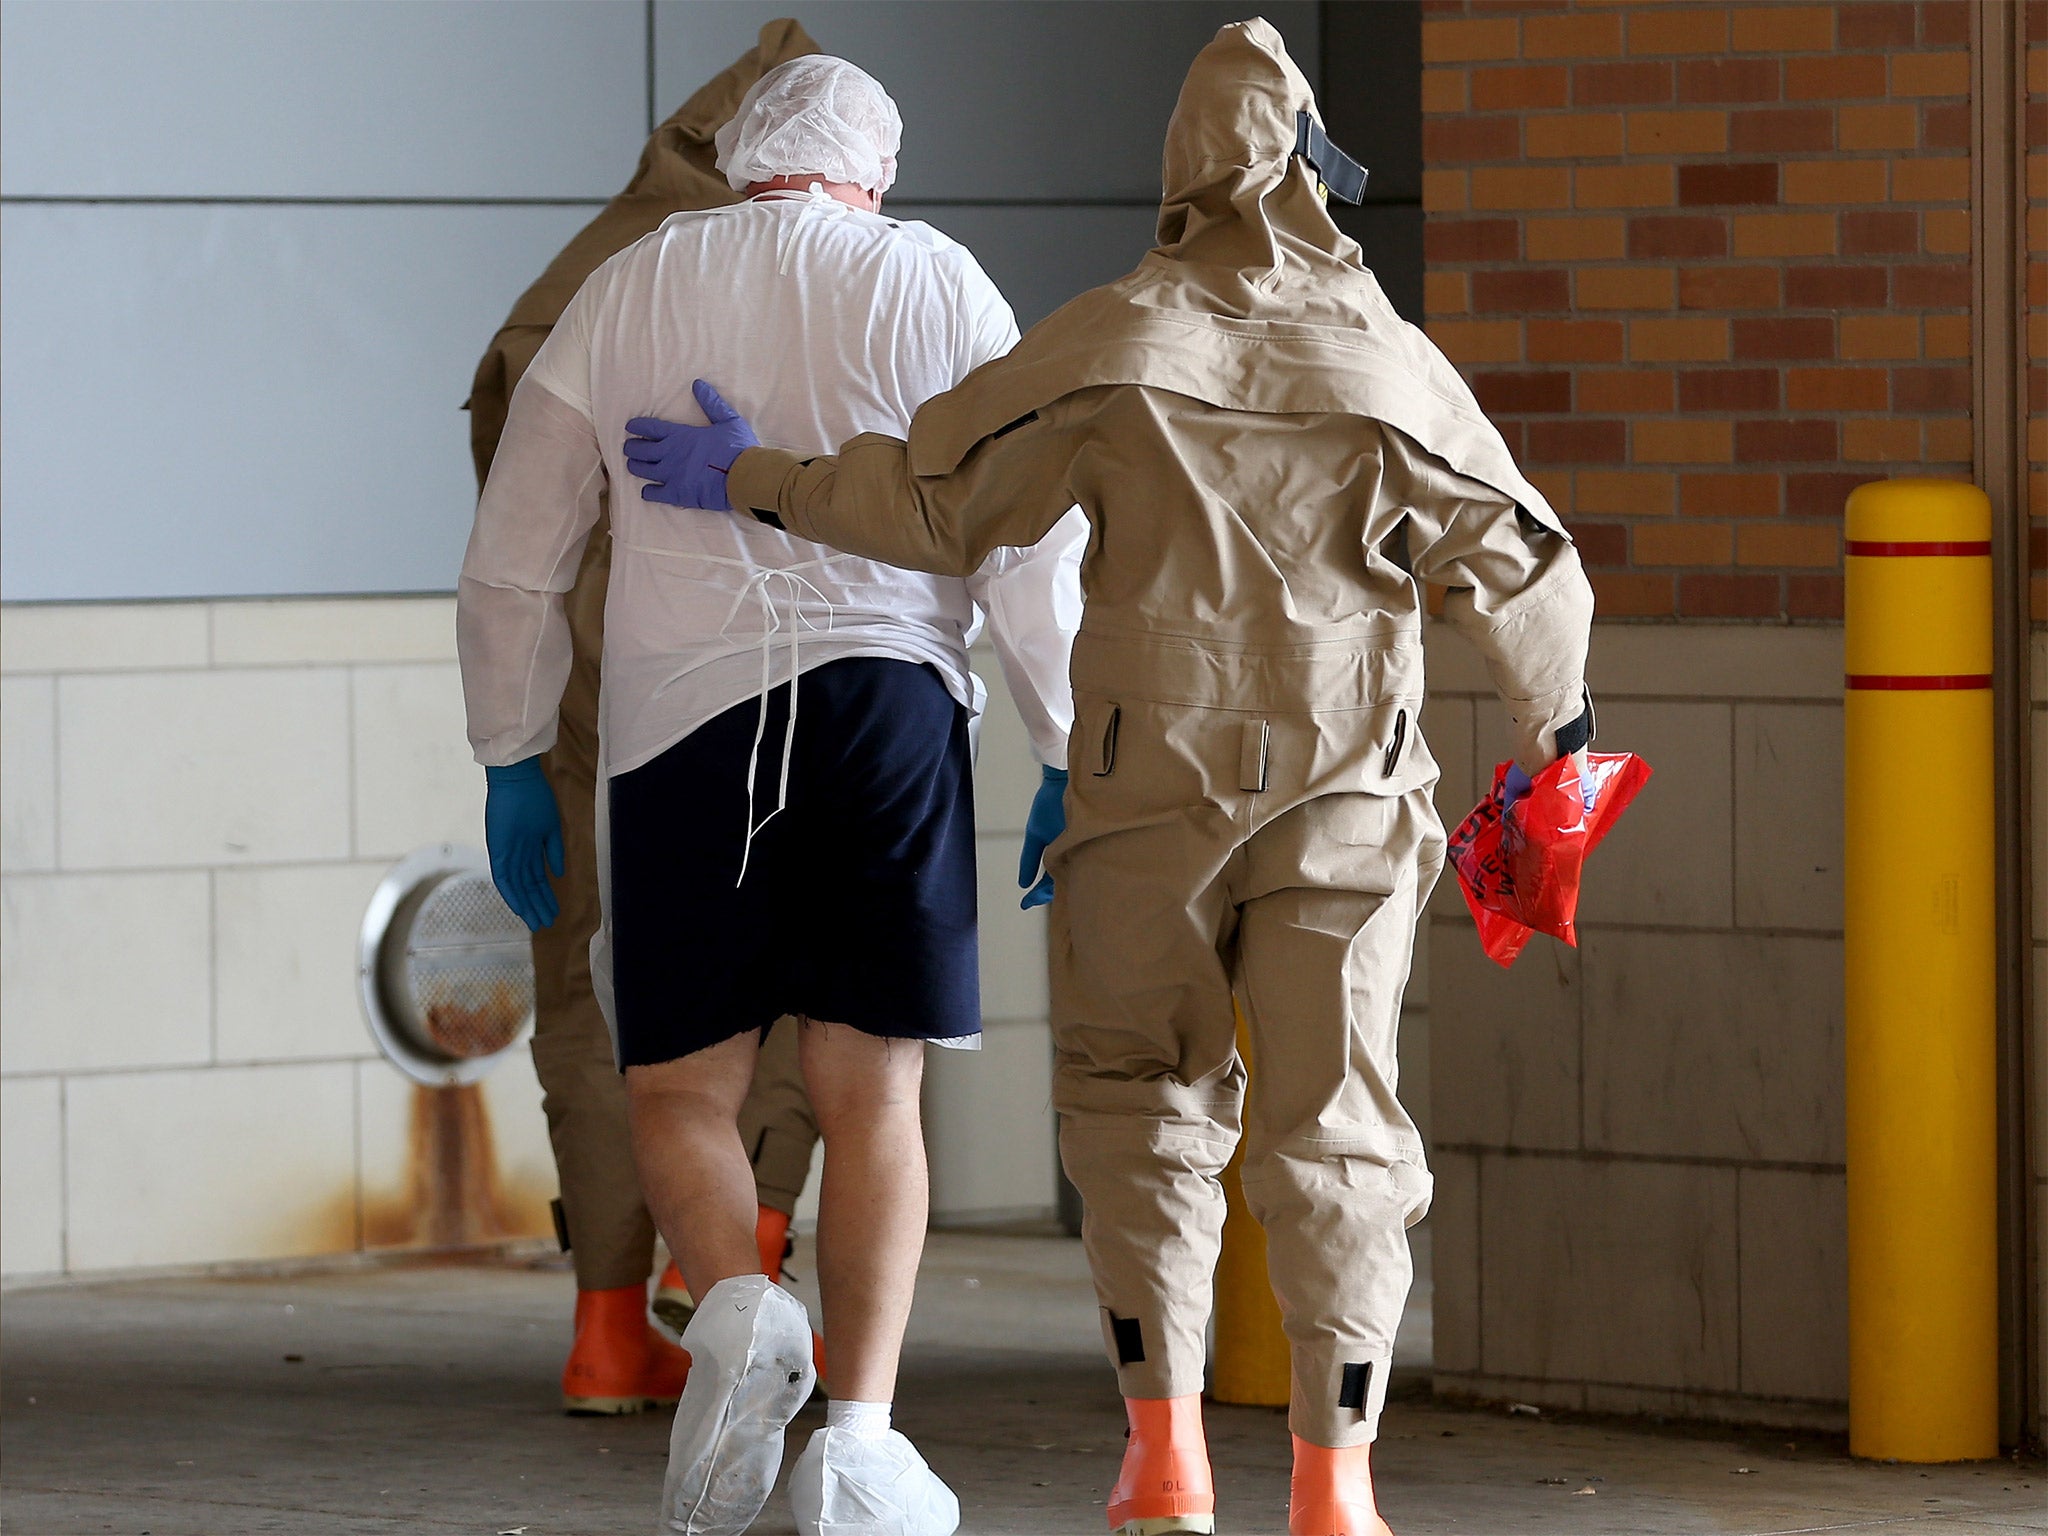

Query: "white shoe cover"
left=790, top=1425, right=960, bottom=1536
left=656, top=1274, right=816, bottom=1536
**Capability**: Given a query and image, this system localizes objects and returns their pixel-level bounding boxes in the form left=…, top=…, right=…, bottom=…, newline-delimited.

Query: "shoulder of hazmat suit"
left=730, top=16, right=1593, bottom=776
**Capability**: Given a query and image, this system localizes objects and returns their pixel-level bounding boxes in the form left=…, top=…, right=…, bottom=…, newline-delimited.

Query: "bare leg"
left=800, top=1020, right=928, bottom=1402
left=625, top=1031, right=765, bottom=1304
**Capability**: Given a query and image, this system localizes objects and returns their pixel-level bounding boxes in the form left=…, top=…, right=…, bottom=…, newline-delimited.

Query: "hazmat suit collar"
left=905, top=19, right=1567, bottom=539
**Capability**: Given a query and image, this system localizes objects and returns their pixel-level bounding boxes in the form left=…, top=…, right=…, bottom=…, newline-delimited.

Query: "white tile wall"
left=1, top=675, right=57, bottom=871
left=1569, top=700, right=1735, bottom=930
left=64, top=1062, right=359, bottom=1271
left=976, top=833, right=1052, bottom=1022
left=0, top=603, right=210, bottom=673
left=1, top=871, right=213, bottom=1075
left=1431, top=620, right=1869, bottom=1423
left=358, top=1048, right=559, bottom=1250
left=3, top=593, right=1071, bottom=1271
left=0, top=0, right=644, bottom=199
left=925, top=1018, right=1057, bottom=1221
left=350, top=664, right=485, bottom=860
left=209, top=598, right=458, bottom=668
left=57, top=669, right=352, bottom=868
left=969, top=650, right=1049, bottom=837
left=1734, top=702, right=1844, bottom=931
left=1, top=1077, right=64, bottom=1275
left=478, top=1046, right=564, bottom=1239
left=213, top=862, right=389, bottom=1064
left=355, top=1058, right=419, bottom=1251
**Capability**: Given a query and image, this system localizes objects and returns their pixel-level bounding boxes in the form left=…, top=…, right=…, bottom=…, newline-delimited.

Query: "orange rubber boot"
left=756, top=1204, right=793, bottom=1279
left=651, top=1260, right=694, bottom=1334
left=560, top=1283, right=692, bottom=1415
left=1289, top=1437, right=1393, bottom=1536
left=755, top=1204, right=827, bottom=1380
left=1106, top=1396, right=1215, bottom=1535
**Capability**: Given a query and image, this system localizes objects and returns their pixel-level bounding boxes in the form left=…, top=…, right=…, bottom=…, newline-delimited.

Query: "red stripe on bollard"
left=1844, top=541, right=1992, bottom=557
left=1844, top=674, right=1994, bottom=691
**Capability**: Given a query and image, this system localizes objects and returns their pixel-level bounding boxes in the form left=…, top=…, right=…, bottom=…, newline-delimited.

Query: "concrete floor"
left=2, top=1232, right=2040, bottom=1535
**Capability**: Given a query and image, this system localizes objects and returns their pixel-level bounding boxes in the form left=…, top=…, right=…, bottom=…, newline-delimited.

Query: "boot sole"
left=1118, top=1519, right=1216, bottom=1535
left=563, top=1393, right=667, bottom=1416
left=651, top=1291, right=697, bottom=1334
left=667, top=1323, right=815, bottom=1533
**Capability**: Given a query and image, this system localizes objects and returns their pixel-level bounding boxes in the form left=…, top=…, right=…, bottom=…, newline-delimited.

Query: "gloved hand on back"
left=1018, top=765, right=1068, bottom=910
left=484, top=756, right=564, bottom=931
left=625, top=380, right=760, bottom=513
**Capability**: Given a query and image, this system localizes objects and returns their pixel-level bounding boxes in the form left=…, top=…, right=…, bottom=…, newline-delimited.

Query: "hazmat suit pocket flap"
left=1094, top=705, right=1121, bottom=776
left=1238, top=719, right=1270, bottom=793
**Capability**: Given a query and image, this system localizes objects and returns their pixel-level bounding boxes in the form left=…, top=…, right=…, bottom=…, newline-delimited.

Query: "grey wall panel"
left=888, top=204, right=1159, bottom=329
left=653, top=1, right=1319, bottom=204
left=0, top=0, right=644, bottom=199
left=1, top=204, right=592, bottom=601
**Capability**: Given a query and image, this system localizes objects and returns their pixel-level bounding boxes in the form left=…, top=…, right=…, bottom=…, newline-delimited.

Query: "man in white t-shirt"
left=457, top=57, right=1083, bottom=1536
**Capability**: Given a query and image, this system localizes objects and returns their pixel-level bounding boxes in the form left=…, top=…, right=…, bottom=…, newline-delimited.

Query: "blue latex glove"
left=1501, top=763, right=1533, bottom=817
left=624, top=380, right=760, bottom=513
left=1018, top=765, right=1068, bottom=910
left=484, top=756, right=564, bottom=931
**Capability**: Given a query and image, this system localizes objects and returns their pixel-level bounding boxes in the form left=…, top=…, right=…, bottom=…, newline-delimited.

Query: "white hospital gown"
left=458, top=190, right=1085, bottom=781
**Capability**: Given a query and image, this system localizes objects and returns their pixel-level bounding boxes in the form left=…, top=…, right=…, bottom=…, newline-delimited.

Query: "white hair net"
left=715, top=56, right=903, bottom=195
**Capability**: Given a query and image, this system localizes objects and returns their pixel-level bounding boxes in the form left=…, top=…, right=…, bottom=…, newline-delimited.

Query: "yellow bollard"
left=1844, top=478, right=1999, bottom=1462
left=1212, top=1006, right=1290, bottom=1407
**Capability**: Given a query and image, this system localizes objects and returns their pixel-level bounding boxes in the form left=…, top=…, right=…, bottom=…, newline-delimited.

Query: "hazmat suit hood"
left=466, top=18, right=821, bottom=482
left=1153, top=14, right=1358, bottom=309
left=906, top=18, right=1564, bottom=536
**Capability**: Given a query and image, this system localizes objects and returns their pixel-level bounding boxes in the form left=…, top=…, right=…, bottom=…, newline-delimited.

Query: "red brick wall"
left=1421, top=1, right=1975, bottom=621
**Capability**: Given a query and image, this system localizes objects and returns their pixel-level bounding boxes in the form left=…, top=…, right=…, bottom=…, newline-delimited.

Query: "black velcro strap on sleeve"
left=1110, top=1314, right=1146, bottom=1366
left=749, top=506, right=786, bottom=531
left=1338, top=1360, right=1373, bottom=1412
left=1554, top=692, right=1595, bottom=757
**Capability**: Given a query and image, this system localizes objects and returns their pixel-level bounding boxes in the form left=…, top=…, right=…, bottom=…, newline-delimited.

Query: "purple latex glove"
left=1501, top=763, right=1533, bottom=817
left=624, top=380, right=759, bottom=513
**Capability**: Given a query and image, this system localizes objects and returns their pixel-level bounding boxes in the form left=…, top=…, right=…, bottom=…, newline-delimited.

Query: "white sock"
left=825, top=1399, right=891, bottom=1438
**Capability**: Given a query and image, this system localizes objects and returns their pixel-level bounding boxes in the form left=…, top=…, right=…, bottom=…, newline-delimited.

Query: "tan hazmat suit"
left=466, top=20, right=823, bottom=1291
left=726, top=19, right=1595, bottom=1446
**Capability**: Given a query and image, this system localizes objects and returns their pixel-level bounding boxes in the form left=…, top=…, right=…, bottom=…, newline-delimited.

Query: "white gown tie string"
left=615, top=542, right=837, bottom=886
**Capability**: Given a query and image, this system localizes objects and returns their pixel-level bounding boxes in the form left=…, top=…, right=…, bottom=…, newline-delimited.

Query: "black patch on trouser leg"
left=1338, top=1361, right=1373, bottom=1412
left=550, top=1197, right=571, bottom=1253
left=1110, top=1314, right=1146, bottom=1366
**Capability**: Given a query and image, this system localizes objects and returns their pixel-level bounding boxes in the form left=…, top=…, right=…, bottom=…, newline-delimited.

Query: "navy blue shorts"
left=607, top=657, right=980, bottom=1067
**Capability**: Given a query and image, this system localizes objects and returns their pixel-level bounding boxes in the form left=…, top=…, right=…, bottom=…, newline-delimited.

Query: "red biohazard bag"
left=1447, top=752, right=1653, bottom=968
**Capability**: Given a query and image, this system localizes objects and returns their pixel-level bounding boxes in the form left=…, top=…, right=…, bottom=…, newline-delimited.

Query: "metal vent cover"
left=358, top=844, right=534, bottom=1086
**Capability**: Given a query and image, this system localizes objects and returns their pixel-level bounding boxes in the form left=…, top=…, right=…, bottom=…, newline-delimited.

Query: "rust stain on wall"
left=362, top=1084, right=541, bottom=1249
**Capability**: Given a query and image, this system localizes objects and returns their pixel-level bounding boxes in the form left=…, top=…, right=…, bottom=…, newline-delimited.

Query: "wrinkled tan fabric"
left=467, top=20, right=822, bottom=1287
left=724, top=17, right=1595, bottom=1445
left=1054, top=705, right=1440, bottom=1443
